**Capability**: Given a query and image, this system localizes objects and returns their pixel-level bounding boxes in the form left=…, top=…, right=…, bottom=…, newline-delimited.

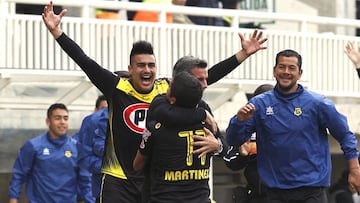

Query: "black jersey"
left=56, top=34, right=169, bottom=181
left=101, top=78, right=169, bottom=180
left=55, top=32, right=240, bottom=200
left=140, top=120, right=212, bottom=203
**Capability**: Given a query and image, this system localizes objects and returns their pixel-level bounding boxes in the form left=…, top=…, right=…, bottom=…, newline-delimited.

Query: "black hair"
left=253, top=84, right=274, bottom=97
left=47, top=103, right=68, bottom=118
left=129, top=41, right=154, bottom=64
left=95, top=95, right=107, bottom=109
left=172, top=56, right=207, bottom=77
left=275, top=49, right=302, bottom=70
left=170, top=72, right=203, bottom=108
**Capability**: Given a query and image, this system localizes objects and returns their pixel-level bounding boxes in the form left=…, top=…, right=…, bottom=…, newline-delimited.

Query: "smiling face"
left=128, top=54, right=157, bottom=93
left=273, top=56, right=302, bottom=94
left=46, top=108, right=69, bottom=139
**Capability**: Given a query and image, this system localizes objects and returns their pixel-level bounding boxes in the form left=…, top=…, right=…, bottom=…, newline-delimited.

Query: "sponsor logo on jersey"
left=266, top=106, right=273, bottom=115
left=124, top=103, right=149, bottom=134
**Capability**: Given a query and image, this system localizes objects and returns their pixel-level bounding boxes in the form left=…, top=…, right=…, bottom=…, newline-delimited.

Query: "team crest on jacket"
left=294, top=107, right=302, bottom=116
left=124, top=103, right=149, bottom=134
left=65, top=150, right=72, bottom=158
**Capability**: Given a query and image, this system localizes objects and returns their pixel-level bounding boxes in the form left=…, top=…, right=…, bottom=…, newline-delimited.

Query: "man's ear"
left=45, top=118, right=50, bottom=127
left=168, top=96, right=176, bottom=105
left=273, top=66, right=276, bottom=78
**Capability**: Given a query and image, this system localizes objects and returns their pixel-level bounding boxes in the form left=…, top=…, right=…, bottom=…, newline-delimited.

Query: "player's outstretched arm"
left=42, top=1, right=67, bottom=39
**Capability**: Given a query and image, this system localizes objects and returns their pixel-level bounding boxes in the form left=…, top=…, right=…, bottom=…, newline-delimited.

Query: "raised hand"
left=345, top=41, right=360, bottom=68
left=42, top=1, right=67, bottom=38
left=240, top=29, right=268, bottom=56
left=235, top=29, right=268, bottom=63
left=236, top=103, right=255, bottom=122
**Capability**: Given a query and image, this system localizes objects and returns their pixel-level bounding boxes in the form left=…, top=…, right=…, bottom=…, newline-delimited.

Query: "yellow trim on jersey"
left=101, top=102, right=127, bottom=179
left=116, top=78, right=169, bottom=103
left=102, top=78, right=169, bottom=179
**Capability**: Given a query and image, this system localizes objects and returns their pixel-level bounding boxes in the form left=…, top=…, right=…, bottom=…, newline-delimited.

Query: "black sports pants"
left=267, top=186, right=328, bottom=203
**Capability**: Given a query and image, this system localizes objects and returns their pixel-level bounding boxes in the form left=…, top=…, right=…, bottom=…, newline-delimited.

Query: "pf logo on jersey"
left=124, top=103, right=149, bottom=134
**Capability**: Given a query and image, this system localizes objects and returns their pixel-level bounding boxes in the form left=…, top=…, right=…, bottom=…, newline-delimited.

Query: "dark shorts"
left=267, top=186, right=328, bottom=203
left=99, top=174, right=144, bottom=203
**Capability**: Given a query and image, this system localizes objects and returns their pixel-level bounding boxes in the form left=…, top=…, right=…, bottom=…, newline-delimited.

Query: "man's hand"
left=42, top=1, right=67, bottom=38
left=192, top=127, right=221, bottom=158
left=348, top=158, right=360, bottom=195
left=348, top=166, right=360, bottom=195
left=236, top=103, right=255, bottom=121
left=204, top=110, right=217, bottom=134
left=9, top=198, right=18, bottom=203
left=236, top=29, right=268, bottom=62
left=239, top=140, right=251, bottom=156
left=345, top=41, right=360, bottom=68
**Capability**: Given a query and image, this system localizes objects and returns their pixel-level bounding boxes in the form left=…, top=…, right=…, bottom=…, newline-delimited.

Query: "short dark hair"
left=172, top=56, right=207, bottom=77
left=275, top=49, right=302, bottom=69
left=130, top=41, right=154, bottom=64
left=47, top=103, right=68, bottom=118
left=95, top=95, right=107, bottom=109
left=253, top=84, right=274, bottom=97
left=170, top=72, right=203, bottom=108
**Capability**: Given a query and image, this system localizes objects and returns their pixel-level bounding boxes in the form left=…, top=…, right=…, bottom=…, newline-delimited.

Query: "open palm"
left=42, top=1, right=67, bottom=32
left=240, top=29, right=268, bottom=56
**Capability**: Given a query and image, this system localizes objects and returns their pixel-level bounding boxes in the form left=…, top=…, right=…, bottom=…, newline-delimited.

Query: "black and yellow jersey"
left=101, top=78, right=169, bottom=180
left=140, top=118, right=211, bottom=203
left=56, top=33, right=169, bottom=181
left=56, top=31, right=239, bottom=187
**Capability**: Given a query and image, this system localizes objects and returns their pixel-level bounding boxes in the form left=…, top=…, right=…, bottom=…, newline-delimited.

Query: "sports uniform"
left=55, top=33, right=240, bottom=202
left=9, top=133, right=89, bottom=202
left=139, top=95, right=213, bottom=203
left=223, top=84, right=273, bottom=203
left=147, top=94, right=226, bottom=156
left=226, top=85, right=359, bottom=190
left=224, top=134, right=267, bottom=202
left=76, top=107, right=108, bottom=200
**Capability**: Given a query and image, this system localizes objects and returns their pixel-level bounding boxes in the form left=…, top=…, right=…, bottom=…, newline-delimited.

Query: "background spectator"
left=185, top=0, right=224, bottom=26
left=132, top=0, right=173, bottom=23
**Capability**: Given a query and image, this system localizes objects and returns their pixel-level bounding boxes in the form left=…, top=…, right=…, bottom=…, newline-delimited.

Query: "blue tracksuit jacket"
left=9, top=132, right=90, bottom=202
left=77, top=107, right=108, bottom=198
left=226, top=84, right=359, bottom=189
